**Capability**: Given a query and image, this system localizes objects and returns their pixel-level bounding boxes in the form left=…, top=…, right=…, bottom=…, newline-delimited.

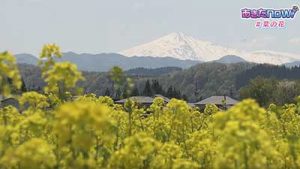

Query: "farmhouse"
left=0, top=97, right=20, bottom=109
left=194, top=96, right=238, bottom=109
left=115, top=96, right=154, bottom=106
left=115, top=95, right=170, bottom=106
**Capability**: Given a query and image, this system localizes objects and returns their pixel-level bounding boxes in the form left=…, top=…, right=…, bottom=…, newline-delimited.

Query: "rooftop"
left=115, top=95, right=170, bottom=104
left=194, top=96, right=238, bottom=105
left=115, top=96, right=155, bottom=104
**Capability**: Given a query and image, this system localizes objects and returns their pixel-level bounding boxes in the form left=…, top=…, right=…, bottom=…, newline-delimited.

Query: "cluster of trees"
left=236, top=64, right=300, bottom=88
left=240, top=76, right=300, bottom=106
left=103, top=69, right=185, bottom=100
left=131, top=80, right=186, bottom=99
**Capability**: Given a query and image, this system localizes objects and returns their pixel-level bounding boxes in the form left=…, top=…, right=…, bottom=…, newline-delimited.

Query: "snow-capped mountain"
left=120, top=32, right=300, bottom=65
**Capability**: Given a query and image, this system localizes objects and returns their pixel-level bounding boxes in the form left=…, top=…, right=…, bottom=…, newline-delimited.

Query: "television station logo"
left=241, top=6, right=299, bottom=28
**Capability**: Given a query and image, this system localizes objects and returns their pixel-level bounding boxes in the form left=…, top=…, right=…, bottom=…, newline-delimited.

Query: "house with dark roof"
left=115, top=96, right=155, bottom=106
left=0, top=97, right=20, bottom=109
left=115, top=95, right=170, bottom=106
left=194, top=96, right=238, bottom=109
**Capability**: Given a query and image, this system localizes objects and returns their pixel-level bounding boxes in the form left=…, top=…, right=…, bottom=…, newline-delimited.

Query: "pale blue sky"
left=0, top=0, right=299, bottom=55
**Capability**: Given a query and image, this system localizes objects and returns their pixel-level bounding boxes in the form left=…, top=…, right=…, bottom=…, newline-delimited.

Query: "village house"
left=0, top=96, right=20, bottom=109
left=194, top=95, right=238, bottom=109
left=115, top=94, right=170, bottom=106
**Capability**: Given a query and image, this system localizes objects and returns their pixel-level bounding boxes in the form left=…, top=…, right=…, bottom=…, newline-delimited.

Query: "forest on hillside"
left=18, top=62, right=300, bottom=104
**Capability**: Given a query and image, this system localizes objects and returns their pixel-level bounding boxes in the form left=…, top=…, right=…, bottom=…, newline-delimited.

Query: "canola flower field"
left=1, top=45, right=300, bottom=169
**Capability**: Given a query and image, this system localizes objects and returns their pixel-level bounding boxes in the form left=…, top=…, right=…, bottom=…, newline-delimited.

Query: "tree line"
left=236, top=64, right=300, bottom=88
left=240, top=76, right=300, bottom=107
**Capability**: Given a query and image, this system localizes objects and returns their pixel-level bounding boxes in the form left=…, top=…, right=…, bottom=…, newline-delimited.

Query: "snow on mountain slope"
left=243, top=51, right=299, bottom=65
left=120, top=32, right=239, bottom=61
left=120, top=32, right=300, bottom=65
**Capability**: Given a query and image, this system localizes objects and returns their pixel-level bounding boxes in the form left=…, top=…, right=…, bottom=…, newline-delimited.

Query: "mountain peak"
left=162, top=32, right=201, bottom=44
left=119, top=33, right=300, bottom=65
left=120, top=32, right=237, bottom=61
